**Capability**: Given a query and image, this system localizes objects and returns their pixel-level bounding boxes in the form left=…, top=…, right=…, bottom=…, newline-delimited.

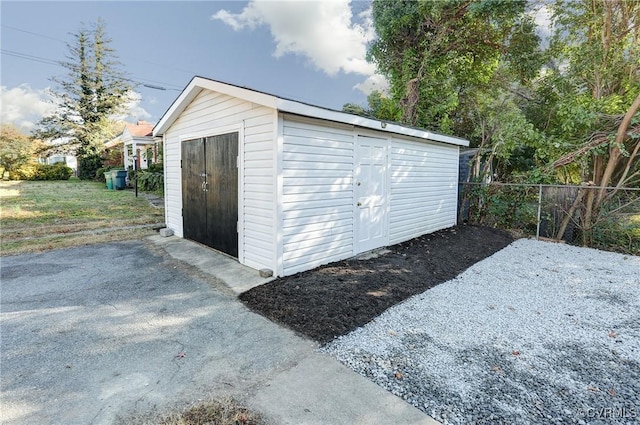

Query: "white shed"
left=153, top=77, right=469, bottom=277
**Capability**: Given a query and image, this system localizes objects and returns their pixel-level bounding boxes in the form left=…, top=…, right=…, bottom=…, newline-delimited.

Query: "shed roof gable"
left=153, top=76, right=469, bottom=147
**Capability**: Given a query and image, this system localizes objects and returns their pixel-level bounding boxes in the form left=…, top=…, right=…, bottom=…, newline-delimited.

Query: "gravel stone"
left=323, top=239, right=640, bottom=425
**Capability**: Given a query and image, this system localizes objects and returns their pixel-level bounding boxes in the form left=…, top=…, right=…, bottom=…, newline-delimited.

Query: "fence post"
left=536, top=184, right=542, bottom=240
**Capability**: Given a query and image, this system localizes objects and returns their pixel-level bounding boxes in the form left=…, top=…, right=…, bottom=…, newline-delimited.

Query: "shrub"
left=9, top=162, right=73, bottom=181
left=147, top=162, right=163, bottom=172
left=9, top=163, right=38, bottom=180
left=460, top=183, right=538, bottom=232
left=77, top=154, right=103, bottom=180
left=40, top=163, right=73, bottom=180
left=590, top=216, right=640, bottom=256
left=135, top=170, right=164, bottom=193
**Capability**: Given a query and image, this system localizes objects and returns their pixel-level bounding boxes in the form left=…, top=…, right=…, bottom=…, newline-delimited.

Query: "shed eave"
left=153, top=76, right=279, bottom=136
left=153, top=76, right=469, bottom=147
left=153, top=79, right=202, bottom=136
left=275, top=99, right=469, bottom=147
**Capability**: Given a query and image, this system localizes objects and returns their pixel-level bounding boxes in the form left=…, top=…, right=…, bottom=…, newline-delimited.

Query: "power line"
left=1, top=49, right=59, bottom=66
left=0, top=48, right=182, bottom=91
left=0, top=24, right=67, bottom=43
left=2, top=24, right=198, bottom=80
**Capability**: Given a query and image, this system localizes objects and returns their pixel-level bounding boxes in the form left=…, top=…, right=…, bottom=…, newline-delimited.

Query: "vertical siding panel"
left=275, top=113, right=285, bottom=277
left=163, top=89, right=276, bottom=272
left=281, top=115, right=355, bottom=276
left=389, top=138, right=459, bottom=244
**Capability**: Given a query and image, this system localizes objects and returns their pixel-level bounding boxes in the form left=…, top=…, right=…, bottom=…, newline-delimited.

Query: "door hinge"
left=236, top=156, right=240, bottom=168
left=181, top=208, right=183, bottom=217
left=180, top=159, right=183, bottom=168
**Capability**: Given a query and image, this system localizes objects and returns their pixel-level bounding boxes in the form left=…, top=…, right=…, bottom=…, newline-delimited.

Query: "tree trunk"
left=555, top=187, right=586, bottom=241
left=617, top=137, right=640, bottom=188
left=596, top=91, right=640, bottom=203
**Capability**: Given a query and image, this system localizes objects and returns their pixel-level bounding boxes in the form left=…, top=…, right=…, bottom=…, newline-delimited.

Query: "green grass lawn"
left=1, top=179, right=165, bottom=255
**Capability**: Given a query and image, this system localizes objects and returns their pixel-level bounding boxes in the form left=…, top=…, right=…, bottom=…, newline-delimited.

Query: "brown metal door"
left=181, top=133, right=238, bottom=257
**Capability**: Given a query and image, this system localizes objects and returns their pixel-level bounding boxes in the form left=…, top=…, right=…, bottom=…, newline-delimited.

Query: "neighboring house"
left=153, top=77, right=469, bottom=277
left=39, top=137, right=77, bottom=176
left=45, top=154, right=77, bottom=171
left=106, top=121, right=159, bottom=169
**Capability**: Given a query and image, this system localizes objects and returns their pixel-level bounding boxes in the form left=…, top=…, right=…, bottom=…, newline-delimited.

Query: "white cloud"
left=212, top=0, right=387, bottom=94
left=0, top=84, right=57, bottom=130
left=354, top=74, right=390, bottom=96
left=1, top=85, right=152, bottom=133
left=117, top=91, right=152, bottom=121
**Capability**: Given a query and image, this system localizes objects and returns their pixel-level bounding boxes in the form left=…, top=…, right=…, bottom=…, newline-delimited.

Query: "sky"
left=1, top=0, right=386, bottom=132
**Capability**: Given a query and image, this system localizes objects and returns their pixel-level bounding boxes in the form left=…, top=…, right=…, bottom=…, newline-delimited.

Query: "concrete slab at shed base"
left=148, top=234, right=274, bottom=294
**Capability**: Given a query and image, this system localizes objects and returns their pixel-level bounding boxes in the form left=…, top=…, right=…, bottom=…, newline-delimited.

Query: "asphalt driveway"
left=1, top=239, right=434, bottom=425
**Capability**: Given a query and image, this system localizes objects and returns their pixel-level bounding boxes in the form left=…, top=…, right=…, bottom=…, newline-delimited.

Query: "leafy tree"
left=342, top=91, right=401, bottom=122
left=0, top=124, right=43, bottom=177
left=463, top=86, right=545, bottom=181
left=342, top=103, right=368, bottom=117
left=533, top=0, right=640, bottom=243
left=35, top=19, right=131, bottom=179
left=369, top=0, right=541, bottom=133
left=547, top=0, right=640, bottom=182
left=367, top=0, right=544, bottom=183
left=366, top=90, right=402, bottom=122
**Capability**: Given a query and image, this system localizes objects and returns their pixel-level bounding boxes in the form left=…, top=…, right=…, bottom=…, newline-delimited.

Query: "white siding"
left=281, top=115, right=355, bottom=276
left=163, top=89, right=459, bottom=277
left=389, top=137, right=459, bottom=244
left=163, top=89, right=277, bottom=272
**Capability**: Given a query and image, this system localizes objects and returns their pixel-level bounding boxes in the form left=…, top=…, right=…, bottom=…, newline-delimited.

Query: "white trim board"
left=154, top=76, right=469, bottom=148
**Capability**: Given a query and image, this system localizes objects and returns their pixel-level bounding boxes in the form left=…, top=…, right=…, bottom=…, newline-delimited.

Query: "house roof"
left=126, top=121, right=154, bottom=137
left=105, top=121, right=156, bottom=148
left=153, top=76, right=469, bottom=147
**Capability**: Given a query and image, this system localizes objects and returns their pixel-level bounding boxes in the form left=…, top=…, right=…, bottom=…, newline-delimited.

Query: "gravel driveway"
left=323, top=239, right=640, bottom=424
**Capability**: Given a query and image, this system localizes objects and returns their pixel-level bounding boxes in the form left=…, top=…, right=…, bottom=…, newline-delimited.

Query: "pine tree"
left=36, top=19, right=131, bottom=179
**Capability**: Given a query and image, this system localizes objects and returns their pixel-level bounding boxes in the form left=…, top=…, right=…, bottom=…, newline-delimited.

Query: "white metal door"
left=355, top=135, right=388, bottom=253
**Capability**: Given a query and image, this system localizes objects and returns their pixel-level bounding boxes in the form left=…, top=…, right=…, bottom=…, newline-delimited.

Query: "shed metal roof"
left=153, top=76, right=469, bottom=147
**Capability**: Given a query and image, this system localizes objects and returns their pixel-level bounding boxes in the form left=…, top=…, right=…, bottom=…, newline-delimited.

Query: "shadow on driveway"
left=1, top=241, right=312, bottom=424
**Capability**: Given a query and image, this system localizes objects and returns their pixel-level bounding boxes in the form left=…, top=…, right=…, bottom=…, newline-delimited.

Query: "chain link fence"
left=458, top=182, right=640, bottom=255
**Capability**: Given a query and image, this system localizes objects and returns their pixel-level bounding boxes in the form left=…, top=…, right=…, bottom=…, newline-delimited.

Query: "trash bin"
left=113, top=169, right=127, bottom=190
left=105, top=171, right=114, bottom=190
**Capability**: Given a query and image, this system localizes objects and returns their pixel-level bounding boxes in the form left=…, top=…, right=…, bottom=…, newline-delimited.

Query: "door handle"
left=357, top=202, right=362, bottom=206
left=203, top=181, right=208, bottom=192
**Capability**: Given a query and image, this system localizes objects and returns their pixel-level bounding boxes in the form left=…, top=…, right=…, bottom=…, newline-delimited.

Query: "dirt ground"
left=240, top=225, right=514, bottom=344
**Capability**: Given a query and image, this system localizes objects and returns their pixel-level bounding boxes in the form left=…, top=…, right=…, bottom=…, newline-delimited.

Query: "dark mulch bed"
left=240, top=225, right=514, bottom=344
